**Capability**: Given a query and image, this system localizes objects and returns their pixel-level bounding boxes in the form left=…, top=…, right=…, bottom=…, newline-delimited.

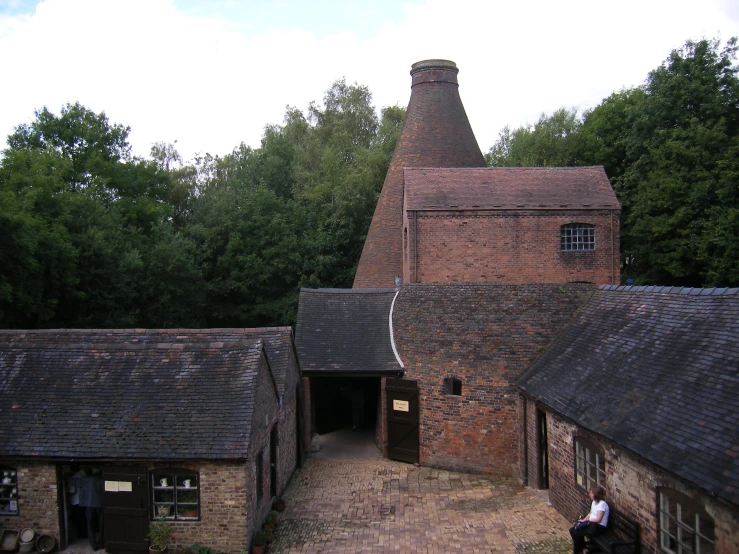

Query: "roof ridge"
left=300, top=287, right=397, bottom=294
left=598, top=285, right=739, bottom=296
left=0, top=327, right=293, bottom=335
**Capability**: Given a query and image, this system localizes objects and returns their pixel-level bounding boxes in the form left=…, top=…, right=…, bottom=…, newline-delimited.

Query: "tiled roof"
left=295, top=289, right=402, bottom=374
left=0, top=328, right=291, bottom=460
left=516, top=287, right=739, bottom=507
left=404, top=166, right=620, bottom=211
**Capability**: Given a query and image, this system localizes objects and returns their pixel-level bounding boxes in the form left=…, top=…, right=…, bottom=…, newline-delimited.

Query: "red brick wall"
left=534, top=409, right=739, bottom=554
left=392, top=283, right=593, bottom=475
left=354, top=61, right=486, bottom=289
left=406, top=210, right=620, bottom=285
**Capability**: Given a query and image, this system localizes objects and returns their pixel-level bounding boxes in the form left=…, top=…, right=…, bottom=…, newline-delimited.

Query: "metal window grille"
left=561, top=224, right=595, bottom=251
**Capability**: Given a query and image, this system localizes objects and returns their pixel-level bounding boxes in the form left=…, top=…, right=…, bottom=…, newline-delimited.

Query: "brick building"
left=0, top=328, right=302, bottom=553
left=402, top=166, right=620, bottom=285
left=296, top=57, right=738, bottom=553
left=517, top=286, right=739, bottom=553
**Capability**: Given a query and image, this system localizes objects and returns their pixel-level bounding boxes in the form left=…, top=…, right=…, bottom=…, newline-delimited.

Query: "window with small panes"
left=151, top=469, right=199, bottom=521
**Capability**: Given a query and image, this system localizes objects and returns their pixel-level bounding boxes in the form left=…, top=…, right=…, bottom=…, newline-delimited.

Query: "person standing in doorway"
left=70, top=467, right=105, bottom=551
left=67, top=467, right=87, bottom=541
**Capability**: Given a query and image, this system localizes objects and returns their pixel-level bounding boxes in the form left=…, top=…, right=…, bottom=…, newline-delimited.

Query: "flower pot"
left=251, top=547, right=265, bottom=554
left=149, top=547, right=167, bottom=554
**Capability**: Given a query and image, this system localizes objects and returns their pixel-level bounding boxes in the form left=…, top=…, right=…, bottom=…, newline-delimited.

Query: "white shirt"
left=589, top=499, right=609, bottom=527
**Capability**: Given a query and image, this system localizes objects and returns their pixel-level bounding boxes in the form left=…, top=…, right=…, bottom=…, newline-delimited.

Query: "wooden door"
left=386, top=378, right=419, bottom=463
left=103, top=466, right=149, bottom=554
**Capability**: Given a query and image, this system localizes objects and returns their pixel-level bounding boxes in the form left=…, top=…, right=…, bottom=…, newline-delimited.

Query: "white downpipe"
left=389, top=289, right=405, bottom=369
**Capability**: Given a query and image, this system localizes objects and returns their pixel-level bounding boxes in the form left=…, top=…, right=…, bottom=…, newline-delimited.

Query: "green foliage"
left=0, top=79, right=403, bottom=328
left=148, top=516, right=173, bottom=550
left=0, top=104, right=205, bottom=328
left=486, top=108, right=586, bottom=167
left=618, top=37, right=739, bottom=286
left=189, top=544, right=214, bottom=554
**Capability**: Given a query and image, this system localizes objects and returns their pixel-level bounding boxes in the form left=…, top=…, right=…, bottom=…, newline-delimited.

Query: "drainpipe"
left=389, top=286, right=405, bottom=370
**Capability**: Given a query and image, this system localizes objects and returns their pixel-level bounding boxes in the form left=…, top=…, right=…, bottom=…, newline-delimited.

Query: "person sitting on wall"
left=569, top=486, right=609, bottom=554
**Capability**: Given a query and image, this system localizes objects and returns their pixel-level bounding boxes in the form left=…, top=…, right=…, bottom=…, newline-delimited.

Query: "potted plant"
left=148, top=516, right=173, bottom=554
left=265, top=510, right=279, bottom=528
left=250, top=530, right=267, bottom=554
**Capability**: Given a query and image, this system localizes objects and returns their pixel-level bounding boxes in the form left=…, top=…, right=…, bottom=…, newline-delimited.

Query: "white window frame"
left=574, top=437, right=606, bottom=491
left=658, top=488, right=715, bottom=554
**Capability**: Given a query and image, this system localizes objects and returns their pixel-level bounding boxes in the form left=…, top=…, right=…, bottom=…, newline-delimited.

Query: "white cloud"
left=1, top=0, right=738, bottom=161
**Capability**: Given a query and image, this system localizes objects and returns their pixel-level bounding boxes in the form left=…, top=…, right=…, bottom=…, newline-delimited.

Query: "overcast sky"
left=2, top=0, right=739, bottom=161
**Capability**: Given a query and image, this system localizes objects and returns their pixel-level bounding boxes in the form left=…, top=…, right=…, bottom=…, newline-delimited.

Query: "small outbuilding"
left=0, top=328, right=302, bottom=554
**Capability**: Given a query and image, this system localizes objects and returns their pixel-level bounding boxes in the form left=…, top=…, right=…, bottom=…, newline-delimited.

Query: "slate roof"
left=0, top=328, right=290, bottom=460
left=404, top=166, right=619, bottom=211
left=516, top=286, right=739, bottom=507
left=295, top=288, right=402, bottom=374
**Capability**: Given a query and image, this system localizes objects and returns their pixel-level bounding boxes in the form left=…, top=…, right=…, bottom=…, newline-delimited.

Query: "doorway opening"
left=536, top=409, right=550, bottom=489
left=310, top=377, right=381, bottom=458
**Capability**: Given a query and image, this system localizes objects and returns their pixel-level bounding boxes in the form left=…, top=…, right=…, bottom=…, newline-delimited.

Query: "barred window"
left=574, top=437, right=605, bottom=491
left=659, top=488, right=715, bottom=554
left=561, top=223, right=595, bottom=251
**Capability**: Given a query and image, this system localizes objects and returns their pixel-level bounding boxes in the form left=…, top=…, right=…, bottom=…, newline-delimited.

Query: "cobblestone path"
left=269, top=458, right=572, bottom=553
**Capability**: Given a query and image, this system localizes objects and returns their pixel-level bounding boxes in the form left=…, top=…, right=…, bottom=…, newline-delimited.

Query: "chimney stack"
left=353, top=60, right=485, bottom=289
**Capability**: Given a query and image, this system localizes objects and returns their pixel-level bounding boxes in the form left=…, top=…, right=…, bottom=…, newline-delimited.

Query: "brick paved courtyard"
left=269, top=458, right=572, bottom=553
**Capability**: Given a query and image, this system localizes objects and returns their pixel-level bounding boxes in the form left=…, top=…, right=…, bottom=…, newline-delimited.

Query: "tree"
left=486, top=108, right=585, bottom=167
left=620, top=38, right=739, bottom=286
left=1, top=104, right=203, bottom=328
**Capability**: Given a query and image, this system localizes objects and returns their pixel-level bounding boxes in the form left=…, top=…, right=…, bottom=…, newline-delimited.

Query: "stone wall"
left=407, top=210, right=619, bottom=285
left=392, top=283, right=593, bottom=474
left=527, top=408, right=739, bottom=554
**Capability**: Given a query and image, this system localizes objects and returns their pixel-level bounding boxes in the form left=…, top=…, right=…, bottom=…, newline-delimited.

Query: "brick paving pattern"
left=270, top=458, right=572, bottom=553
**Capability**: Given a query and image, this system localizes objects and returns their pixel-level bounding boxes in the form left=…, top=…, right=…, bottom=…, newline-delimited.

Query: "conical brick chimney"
left=353, top=59, right=485, bottom=288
